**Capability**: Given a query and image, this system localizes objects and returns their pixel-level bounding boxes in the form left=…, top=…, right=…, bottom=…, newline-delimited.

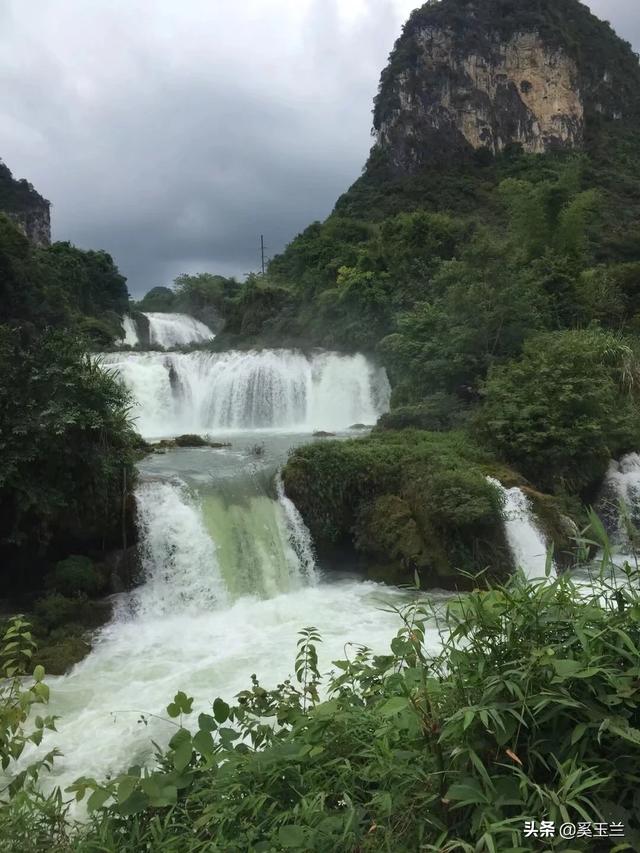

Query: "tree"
left=137, top=286, right=176, bottom=312
left=476, top=328, right=640, bottom=492
left=0, top=327, right=138, bottom=567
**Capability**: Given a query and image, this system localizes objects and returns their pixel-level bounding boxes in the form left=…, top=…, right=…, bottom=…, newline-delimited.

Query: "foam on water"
left=36, top=580, right=431, bottom=797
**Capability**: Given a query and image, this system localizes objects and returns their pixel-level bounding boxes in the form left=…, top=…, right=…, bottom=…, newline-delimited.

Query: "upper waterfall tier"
left=144, top=313, right=215, bottom=348
left=102, top=349, right=390, bottom=437
left=117, top=313, right=215, bottom=349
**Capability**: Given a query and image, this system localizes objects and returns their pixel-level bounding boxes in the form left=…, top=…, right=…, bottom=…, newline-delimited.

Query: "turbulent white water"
left=127, top=480, right=228, bottom=618
left=119, top=315, right=139, bottom=346
left=600, top=453, right=640, bottom=554
left=145, top=312, right=215, bottom=348
left=276, top=472, right=318, bottom=584
left=488, top=477, right=554, bottom=580
left=29, top=408, right=402, bottom=797
left=38, top=580, right=433, bottom=798
left=102, top=349, right=390, bottom=437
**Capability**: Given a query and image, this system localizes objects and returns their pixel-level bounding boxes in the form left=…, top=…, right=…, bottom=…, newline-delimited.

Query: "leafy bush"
left=65, top=547, right=640, bottom=852
left=46, top=556, right=103, bottom=598
left=283, top=430, right=510, bottom=585
left=0, top=328, right=138, bottom=573
left=476, top=328, right=640, bottom=493
left=0, top=617, right=57, bottom=797
left=0, top=618, right=65, bottom=853
left=33, top=594, right=83, bottom=631
left=376, top=395, right=469, bottom=432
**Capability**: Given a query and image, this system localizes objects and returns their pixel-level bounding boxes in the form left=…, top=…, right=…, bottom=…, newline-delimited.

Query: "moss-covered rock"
left=355, top=494, right=450, bottom=585
left=174, top=434, right=211, bottom=447
left=523, top=487, right=578, bottom=564
left=283, top=429, right=513, bottom=588
left=155, top=435, right=232, bottom=450
left=29, top=593, right=114, bottom=674
left=33, top=593, right=112, bottom=632
left=34, top=631, right=92, bottom=675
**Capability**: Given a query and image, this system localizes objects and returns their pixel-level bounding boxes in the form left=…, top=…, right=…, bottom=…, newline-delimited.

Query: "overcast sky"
left=0, top=1, right=638, bottom=296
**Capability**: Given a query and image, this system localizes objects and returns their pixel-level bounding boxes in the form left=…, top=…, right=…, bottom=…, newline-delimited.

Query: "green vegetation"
left=0, top=210, right=138, bottom=619
left=283, top=430, right=517, bottom=585
left=135, top=272, right=239, bottom=332
left=3, top=534, right=640, bottom=851
left=0, top=161, right=48, bottom=215
left=0, top=214, right=129, bottom=345
left=476, top=329, right=640, bottom=494
left=45, top=557, right=105, bottom=599
left=265, top=143, right=640, bottom=579
left=0, top=330, right=137, bottom=561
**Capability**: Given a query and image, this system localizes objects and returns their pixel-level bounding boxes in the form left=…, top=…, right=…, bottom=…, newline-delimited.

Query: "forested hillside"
left=207, top=0, right=640, bottom=581
left=0, top=207, right=139, bottom=670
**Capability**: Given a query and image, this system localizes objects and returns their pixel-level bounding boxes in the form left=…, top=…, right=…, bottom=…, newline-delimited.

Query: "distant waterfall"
left=117, top=313, right=214, bottom=349
left=600, top=453, right=640, bottom=551
left=102, top=349, right=390, bottom=438
left=488, top=478, right=554, bottom=580
left=119, top=316, right=140, bottom=347
left=144, top=313, right=214, bottom=348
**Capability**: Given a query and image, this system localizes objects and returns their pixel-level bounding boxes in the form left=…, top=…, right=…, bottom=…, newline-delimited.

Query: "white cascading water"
left=119, top=315, right=140, bottom=347
left=276, top=472, right=318, bottom=584
left=144, top=312, right=215, bottom=348
left=487, top=477, right=555, bottom=580
left=23, top=337, right=415, bottom=800
left=599, top=453, right=640, bottom=555
left=126, top=480, right=228, bottom=618
left=605, top=453, right=640, bottom=505
left=102, top=349, right=390, bottom=437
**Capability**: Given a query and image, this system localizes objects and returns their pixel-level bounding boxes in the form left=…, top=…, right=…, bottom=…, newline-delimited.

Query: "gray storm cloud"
left=0, top=0, right=637, bottom=295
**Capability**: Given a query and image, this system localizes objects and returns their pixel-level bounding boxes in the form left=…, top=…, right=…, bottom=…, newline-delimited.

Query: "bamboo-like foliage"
left=3, top=520, right=638, bottom=851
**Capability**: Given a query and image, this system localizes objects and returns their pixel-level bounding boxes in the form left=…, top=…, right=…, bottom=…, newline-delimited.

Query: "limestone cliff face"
left=8, top=205, right=52, bottom=248
left=0, top=160, right=51, bottom=247
left=373, top=0, right=640, bottom=174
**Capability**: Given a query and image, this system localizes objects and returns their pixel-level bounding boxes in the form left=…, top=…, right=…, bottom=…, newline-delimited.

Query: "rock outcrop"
left=0, top=159, right=51, bottom=246
left=372, top=0, right=640, bottom=174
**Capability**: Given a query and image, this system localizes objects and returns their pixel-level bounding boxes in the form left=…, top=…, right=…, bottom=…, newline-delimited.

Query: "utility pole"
left=260, top=234, right=266, bottom=276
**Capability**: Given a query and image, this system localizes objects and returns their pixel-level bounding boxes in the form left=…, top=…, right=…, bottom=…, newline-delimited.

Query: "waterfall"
left=277, top=473, right=318, bottom=584
left=129, top=469, right=318, bottom=614
left=488, top=477, right=554, bottom=580
left=144, top=313, right=215, bottom=348
left=119, top=315, right=140, bottom=347
left=128, top=479, right=228, bottom=618
left=599, top=453, right=640, bottom=551
left=101, top=349, right=390, bottom=438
